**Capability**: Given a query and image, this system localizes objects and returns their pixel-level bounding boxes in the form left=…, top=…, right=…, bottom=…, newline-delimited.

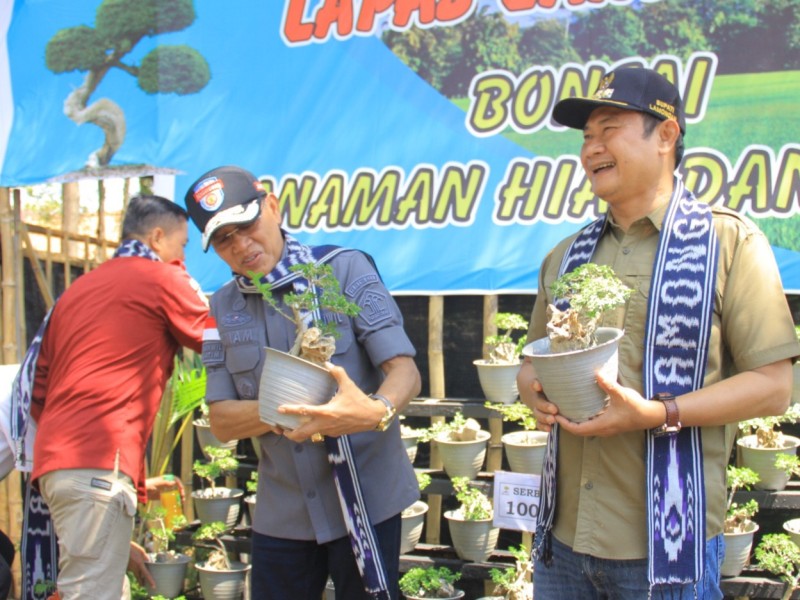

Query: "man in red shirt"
left=31, top=195, right=208, bottom=599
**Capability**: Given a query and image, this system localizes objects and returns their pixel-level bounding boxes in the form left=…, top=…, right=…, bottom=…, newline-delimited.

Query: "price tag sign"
left=492, top=470, right=541, bottom=533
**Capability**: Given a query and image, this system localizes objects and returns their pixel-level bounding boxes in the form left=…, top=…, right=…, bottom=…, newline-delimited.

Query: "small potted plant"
left=481, top=544, right=533, bottom=600
left=191, top=446, right=243, bottom=528
left=523, top=263, right=632, bottom=422
left=399, top=566, right=464, bottom=599
left=443, top=476, right=499, bottom=563
left=485, top=401, right=547, bottom=475
left=249, top=263, right=362, bottom=430
left=754, top=533, right=800, bottom=600
left=401, top=417, right=426, bottom=464
left=142, top=509, right=191, bottom=599
left=737, top=404, right=800, bottom=490
left=193, top=399, right=239, bottom=459
left=243, top=470, right=258, bottom=524
left=721, top=465, right=761, bottom=577
left=401, top=471, right=431, bottom=554
left=419, top=413, right=491, bottom=480
left=192, top=521, right=251, bottom=600
left=473, top=312, right=529, bottom=405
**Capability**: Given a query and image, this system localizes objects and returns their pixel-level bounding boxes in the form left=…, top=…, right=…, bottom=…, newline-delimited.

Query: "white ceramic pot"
left=400, top=500, right=429, bottom=554
left=145, top=553, right=190, bottom=599
left=194, top=420, right=239, bottom=459
left=523, top=327, right=623, bottom=423
left=192, top=487, right=244, bottom=528
left=402, top=432, right=420, bottom=464
left=721, top=522, right=759, bottom=577
left=736, top=434, right=800, bottom=491
left=444, top=511, right=499, bottom=563
left=258, top=347, right=337, bottom=430
left=434, top=430, right=491, bottom=480
left=783, top=517, right=800, bottom=547
left=501, top=430, right=549, bottom=475
left=473, top=360, right=521, bottom=404
left=403, top=592, right=465, bottom=600
left=196, top=560, right=251, bottom=600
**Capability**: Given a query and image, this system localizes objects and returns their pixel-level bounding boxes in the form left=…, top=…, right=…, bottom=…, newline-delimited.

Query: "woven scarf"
left=237, top=232, right=391, bottom=599
left=535, top=179, right=718, bottom=590
left=14, top=238, right=159, bottom=599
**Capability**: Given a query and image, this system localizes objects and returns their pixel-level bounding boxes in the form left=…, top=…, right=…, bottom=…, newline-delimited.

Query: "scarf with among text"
left=534, top=179, right=718, bottom=590
left=237, top=232, right=391, bottom=599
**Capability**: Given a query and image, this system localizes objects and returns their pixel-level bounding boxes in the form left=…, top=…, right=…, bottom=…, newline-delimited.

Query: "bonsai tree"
left=725, top=465, right=760, bottom=534
left=485, top=401, right=536, bottom=432
left=398, top=566, right=462, bottom=599
left=415, top=470, right=432, bottom=493
left=142, top=507, right=188, bottom=558
left=483, top=312, right=529, bottom=364
left=450, top=476, right=493, bottom=521
left=419, top=412, right=483, bottom=443
left=775, top=452, right=800, bottom=480
left=755, top=533, right=800, bottom=600
left=738, top=404, right=800, bottom=448
left=192, top=521, right=233, bottom=570
left=488, top=544, right=533, bottom=600
left=546, top=263, right=632, bottom=352
left=248, top=263, right=361, bottom=364
left=192, top=446, right=239, bottom=498
left=44, top=0, right=210, bottom=168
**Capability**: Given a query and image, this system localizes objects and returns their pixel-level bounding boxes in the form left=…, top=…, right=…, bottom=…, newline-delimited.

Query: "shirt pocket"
left=225, top=343, right=261, bottom=399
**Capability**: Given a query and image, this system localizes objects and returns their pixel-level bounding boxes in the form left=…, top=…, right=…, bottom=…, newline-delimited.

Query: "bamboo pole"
left=19, top=224, right=55, bottom=309
left=0, top=188, right=17, bottom=363
left=483, top=295, right=504, bottom=472
left=13, top=190, right=25, bottom=362
left=425, top=296, right=445, bottom=544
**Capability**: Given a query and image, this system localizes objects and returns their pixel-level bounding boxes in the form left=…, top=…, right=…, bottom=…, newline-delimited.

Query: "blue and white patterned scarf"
left=237, top=232, right=391, bottom=599
left=13, top=238, right=159, bottom=599
left=535, top=179, right=718, bottom=590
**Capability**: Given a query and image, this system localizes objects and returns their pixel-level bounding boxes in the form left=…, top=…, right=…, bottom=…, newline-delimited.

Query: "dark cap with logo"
left=184, top=165, right=267, bottom=251
left=552, top=67, right=685, bottom=134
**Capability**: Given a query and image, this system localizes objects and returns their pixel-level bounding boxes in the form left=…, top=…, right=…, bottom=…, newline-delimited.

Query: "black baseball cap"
left=184, top=165, right=267, bottom=251
left=552, top=67, right=686, bottom=134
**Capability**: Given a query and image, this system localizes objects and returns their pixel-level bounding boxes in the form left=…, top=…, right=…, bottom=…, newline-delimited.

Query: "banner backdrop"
left=1, top=0, right=799, bottom=294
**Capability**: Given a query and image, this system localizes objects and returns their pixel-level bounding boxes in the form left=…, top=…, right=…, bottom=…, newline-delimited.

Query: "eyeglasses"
left=210, top=216, right=261, bottom=251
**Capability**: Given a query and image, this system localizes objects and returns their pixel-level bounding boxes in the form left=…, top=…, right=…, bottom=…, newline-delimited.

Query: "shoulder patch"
left=359, top=290, right=392, bottom=325
left=346, top=273, right=379, bottom=296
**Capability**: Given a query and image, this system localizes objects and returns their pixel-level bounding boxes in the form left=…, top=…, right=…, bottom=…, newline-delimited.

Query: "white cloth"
left=0, top=364, right=22, bottom=480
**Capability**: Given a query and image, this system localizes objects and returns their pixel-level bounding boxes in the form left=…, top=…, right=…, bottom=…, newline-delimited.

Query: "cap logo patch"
left=192, top=176, right=225, bottom=212
left=649, top=99, right=677, bottom=122
left=593, top=73, right=615, bottom=100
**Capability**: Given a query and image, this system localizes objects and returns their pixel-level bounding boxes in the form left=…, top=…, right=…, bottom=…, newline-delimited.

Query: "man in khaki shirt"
left=518, top=66, right=799, bottom=599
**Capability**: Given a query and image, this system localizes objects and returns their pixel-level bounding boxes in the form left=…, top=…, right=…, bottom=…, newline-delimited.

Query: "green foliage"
left=451, top=476, right=493, bottom=521
left=416, top=471, right=432, bottom=492
left=725, top=465, right=760, bottom=533
left=248, top=263, right=361, bottom=356
left=193, top=446, right=239, bottom=493
left=418, top=412, right=482, bottom=443
left=399, top=566, right=461, bottom=598
left=246, top=470, right=259, bottom=494
left=489, top=545, right=532, bottom=600
left=738, top=404, right=800, bottom=447
left=550, top=263, right=632, bottom=320
left=775, top=452, right=800, bottom=479
left=193, top=521, right=232, bottom=570
left=95, top=0, right=196, bottom=42
left=45, top=25, right=107, bottom=73
left=485, top=401, right=537, bottom=431
left=483, top=312, right=529, bottom=363
left=572, top=5, right=648, bottom=63
left=139, top=45, right=211, bottom=94
left=755, top=533, right=800, bottom=594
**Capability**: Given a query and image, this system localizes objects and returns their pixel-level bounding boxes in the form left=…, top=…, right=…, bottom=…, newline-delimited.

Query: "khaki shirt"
left=529, top=202, right=800, bottom=559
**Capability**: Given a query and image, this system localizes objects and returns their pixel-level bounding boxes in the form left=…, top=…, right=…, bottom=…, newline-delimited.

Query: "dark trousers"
left=250, top=514, right=401, bottom=600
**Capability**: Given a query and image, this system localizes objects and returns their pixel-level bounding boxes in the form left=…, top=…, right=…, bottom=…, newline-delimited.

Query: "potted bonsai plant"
left=192, top=446, right=243, bottom=528
left=401, top=471, right=431, bottom=554
left=192, top=521, right=251, bottom=600
left=141, top=509, right=191, bottom=599
left=473, top=312, right=529, bottom=405
left=248, top=263, right=361, bottom=430
left=399, top=566, right=464, bottom=600
left=737, top=404, right=800, bottom=490
left=523, top=263, right=632, bottom=422
left=755, top=533, right=800, bottom=600
left=721, top=465, right=761, bottom=577
left=485, top=401, right=547, bottom=475
left=420, top=413, right=491, bottom=480
left=481, top=544, right=533, bottom=600
left=443, top=476, right=499, bottom=563
left=194, top=399, right=239, bottom=460
left=401, top=417, right=426, bottom=464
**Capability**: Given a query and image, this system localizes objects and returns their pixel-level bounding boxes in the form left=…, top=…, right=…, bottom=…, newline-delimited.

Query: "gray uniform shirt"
left=203, top=248, right=419, bottom=542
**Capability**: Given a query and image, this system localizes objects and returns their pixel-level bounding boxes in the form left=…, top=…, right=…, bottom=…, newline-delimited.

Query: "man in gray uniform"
left=184, top=165, right=421, bottom=600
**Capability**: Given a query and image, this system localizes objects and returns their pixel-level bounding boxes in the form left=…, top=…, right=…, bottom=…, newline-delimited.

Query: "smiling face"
left=210, top=193, right=285, bottom=276
left=580, top=107, right=676, bottom=211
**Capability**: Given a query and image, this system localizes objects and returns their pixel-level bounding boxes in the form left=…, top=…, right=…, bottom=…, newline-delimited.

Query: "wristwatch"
left=370, top=393, right=397, bottom=432
left=651, top=392, right=681, bottom=436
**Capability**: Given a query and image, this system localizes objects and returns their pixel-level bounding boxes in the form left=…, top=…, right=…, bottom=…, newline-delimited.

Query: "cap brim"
left=201, top=197, right=262, bottom=251
left=552, top=97, right=636, bottom=130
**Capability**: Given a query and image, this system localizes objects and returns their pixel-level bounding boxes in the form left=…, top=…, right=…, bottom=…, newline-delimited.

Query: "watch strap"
left=652, top=392, right=681, bottom=436
left=369, top=393, right=396, bottom=432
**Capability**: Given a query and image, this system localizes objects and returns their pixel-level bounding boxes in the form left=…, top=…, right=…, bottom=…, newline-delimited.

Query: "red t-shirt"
left=31, top=256, right=208, bottom=501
